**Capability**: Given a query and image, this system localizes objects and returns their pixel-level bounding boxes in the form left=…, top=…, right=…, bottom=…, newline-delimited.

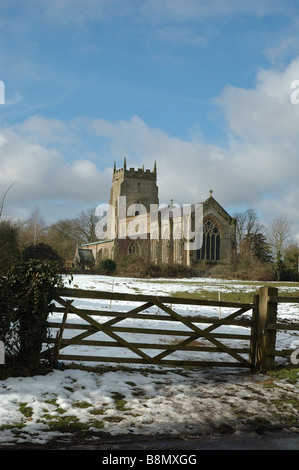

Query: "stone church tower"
left=109, top=158, right=158, bottom=239
left=110, top=158, right=158, bottom=212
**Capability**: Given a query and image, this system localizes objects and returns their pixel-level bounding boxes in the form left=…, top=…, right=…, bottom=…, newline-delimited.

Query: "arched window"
left=128, top=241, right=141, bottom=255
left=196, top=217, right=220, bottom=261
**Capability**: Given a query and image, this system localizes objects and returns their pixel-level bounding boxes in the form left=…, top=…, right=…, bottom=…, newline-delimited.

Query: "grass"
left=0, top=422, right=26, bottom=431
left=172, top=289, right=254, bottom=303
left=266, top=365, right=299, bottom=384
left=123, top=277, right=298, bottom=306
left=170, top=279, right=299, bottom=303
left=45, top=416, right=88, bottom=431
left=73, top=401, right=93, bottom=409
left=19, top=402, right=33, bottom=419
left=111, top=392, right=130, bottom=411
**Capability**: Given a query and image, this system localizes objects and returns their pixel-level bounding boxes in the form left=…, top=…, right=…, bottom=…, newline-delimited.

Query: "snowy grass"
left=0, top=274, right=298, bottom=448
left=0, top=364, right=298, bottom=448
left=50, top=274, right=299, bottom=365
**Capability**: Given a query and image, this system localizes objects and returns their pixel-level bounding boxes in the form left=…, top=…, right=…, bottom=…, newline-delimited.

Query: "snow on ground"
left=0, top=275, right=298, bottom=447
left=0, top=366, right=299, bottom=447
left=52, top=274, right=299, bottom=364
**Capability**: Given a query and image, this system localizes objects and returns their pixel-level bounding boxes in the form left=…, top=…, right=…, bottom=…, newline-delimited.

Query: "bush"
left=0, top=259, right=64, bottom=377
left=276, top=263, right=299, bottom=282
left=159, top=263, right=196, bottom=278
left=0, top=221, right=20, bottom=274
left=116, top=255, right=149, bottom=277
left=97, top=258, right=116, bottom=274
left=22, top=242, right=63, bottom=265
left=116, top=254, right=196, bottom=278
left=0, top=276, right=19, bottom=359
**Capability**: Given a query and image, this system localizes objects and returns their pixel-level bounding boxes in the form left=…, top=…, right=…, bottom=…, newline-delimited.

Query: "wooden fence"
left=42, top=286, right=299, bottom=371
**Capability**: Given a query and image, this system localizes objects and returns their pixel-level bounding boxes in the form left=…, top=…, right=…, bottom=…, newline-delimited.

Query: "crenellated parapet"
left=113, top=158, right=157, bottom=182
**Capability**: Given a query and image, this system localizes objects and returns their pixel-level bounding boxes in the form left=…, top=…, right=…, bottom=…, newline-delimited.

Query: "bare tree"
left=21, top=208, right=47, bottom=247
left=0, top=182, right=15, bottom=219
left=46, top=208, right=100, bottom=263
left=234, top=208, right=262, bottom=253
left=47, top=218, right=84, bottom=260
left=74, top=208, right=99, bottom=243
left=267, top=216, right=293, bottom=280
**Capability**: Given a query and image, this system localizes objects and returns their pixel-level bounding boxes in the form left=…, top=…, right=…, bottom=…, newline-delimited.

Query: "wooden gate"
left=44, top=287, right=258, bottom=369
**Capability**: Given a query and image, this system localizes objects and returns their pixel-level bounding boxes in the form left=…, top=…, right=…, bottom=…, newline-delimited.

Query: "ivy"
left=0, top=259, right=65, bottom=376
left=0, top=275, right=19, bottom=358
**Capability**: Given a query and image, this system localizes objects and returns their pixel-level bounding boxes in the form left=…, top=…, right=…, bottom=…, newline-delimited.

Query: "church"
left=74, top=160, right=236, bottom=270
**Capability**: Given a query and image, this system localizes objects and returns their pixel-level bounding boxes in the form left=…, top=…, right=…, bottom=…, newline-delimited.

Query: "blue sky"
left=1, top=0, right=299, bottom=239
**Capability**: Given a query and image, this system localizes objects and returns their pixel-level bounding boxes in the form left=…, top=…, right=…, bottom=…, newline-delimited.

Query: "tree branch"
left=0, top=182, right=16, bottom=219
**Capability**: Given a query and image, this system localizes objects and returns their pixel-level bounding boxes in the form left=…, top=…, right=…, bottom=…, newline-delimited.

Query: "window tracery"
left=196, top=217, right=220, bottom=261
left=128, top=241, right=140, bottom=255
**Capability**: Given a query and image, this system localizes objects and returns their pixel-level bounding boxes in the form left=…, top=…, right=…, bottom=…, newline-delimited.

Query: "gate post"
left=256, top=286, right=278, bottom=370
left=250, top=294, right=259, bottom=369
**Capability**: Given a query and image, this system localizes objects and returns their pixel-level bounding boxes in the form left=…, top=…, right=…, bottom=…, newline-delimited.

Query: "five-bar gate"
left=43, top=286, right=299, bottom=370
left=44, top=287, right=259, bottom=369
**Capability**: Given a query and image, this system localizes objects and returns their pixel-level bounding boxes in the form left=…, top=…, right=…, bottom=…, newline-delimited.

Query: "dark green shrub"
left=22, top=242, right=63, bottom=265
left=97, top=258, right=116, bottom=274
left=147, top=264, right=163, bottom=277
left=0, top=259, right=64, bottom=376
left=0, top=221, right=20, bottom=274
left=0, top=276, right=19, bottom=359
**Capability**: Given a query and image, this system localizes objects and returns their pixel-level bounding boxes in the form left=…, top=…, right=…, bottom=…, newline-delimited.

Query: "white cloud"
left=216, top=64, right=299, bottom=140
left=1, top=56, right=299, bottom=237
left=264, top=37, right=299, bottom=65
left=16, top=114, right=70, bottom=145
left=213, top=59, right=299, bottom=225
left=0, top=124, right=111, bottom=221
left=89, top=58, right=299, bottom=238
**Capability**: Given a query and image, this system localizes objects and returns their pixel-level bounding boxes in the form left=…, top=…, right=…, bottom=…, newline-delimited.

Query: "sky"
left=0, top=0, right=299, bottom=240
